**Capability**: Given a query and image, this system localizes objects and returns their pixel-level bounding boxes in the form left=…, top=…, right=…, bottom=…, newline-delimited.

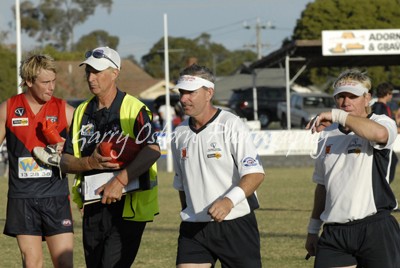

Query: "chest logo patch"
left=181, top=147, right=188, bottom=160
left=12, top=118, right=29, bottom=127
left=81, top=123, right=95, bottom=136
left=15, top=107, right=25, bottom=116
left=347, top=138, right=362, bottom=155
left=46, top=116, right=58, bottom=123
left=207, top=142, right=222, bottom=159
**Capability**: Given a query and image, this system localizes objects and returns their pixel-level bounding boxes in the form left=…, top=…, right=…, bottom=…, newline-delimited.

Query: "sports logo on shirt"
left=81, top=123, right=95, bottom=136
left=181, top=147, right=188, bottom=160
left=347, top=138, right=362, bottom=154
left=14, top=107, right=25, bottom=116
left=207, top=152, right=222, bottom=159
left=18, top=157, right=52, bottom=178
left=207, top=142, right=222, bottom=159
left=12, top=118, right=29, bottom=126
left=242, top=157, right=258, bottom=167
left=325, top=144, right=332, bottom=154
left=46, top=116, right=58, bottom=123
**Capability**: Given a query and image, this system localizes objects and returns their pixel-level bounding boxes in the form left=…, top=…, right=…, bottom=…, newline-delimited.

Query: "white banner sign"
left=158, top=130, right=400, bottom=156
left=322, top=29, right=400, bottom=56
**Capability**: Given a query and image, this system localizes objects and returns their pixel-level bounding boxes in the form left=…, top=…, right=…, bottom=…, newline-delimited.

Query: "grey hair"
left=179, top=64, right=215, bottom=83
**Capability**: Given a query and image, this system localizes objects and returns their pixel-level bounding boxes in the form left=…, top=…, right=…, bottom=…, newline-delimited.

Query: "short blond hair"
left=20, top=54, right=56, bottom=87
left=333, top=69, right=372, bottom=114
left=332, top=69, right=372, bottom=92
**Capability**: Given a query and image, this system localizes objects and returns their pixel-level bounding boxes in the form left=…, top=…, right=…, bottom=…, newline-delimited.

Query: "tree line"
left=1, top=0, right=400, bottom=102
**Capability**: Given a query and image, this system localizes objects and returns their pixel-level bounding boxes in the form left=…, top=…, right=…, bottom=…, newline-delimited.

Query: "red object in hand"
left=42, top=119, right=63, bottom=144
left=98, top=136, right=141, bottom=168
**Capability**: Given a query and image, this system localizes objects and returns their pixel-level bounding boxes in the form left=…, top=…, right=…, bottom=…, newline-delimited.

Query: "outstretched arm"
left=307, top=109, right=389, bottom=144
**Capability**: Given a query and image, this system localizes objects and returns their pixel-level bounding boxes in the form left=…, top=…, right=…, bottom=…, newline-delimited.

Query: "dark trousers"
left=82, top=197, right=147, bottom=268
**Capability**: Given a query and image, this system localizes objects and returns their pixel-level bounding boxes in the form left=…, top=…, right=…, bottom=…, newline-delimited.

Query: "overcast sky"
left=0, top=0, right=313, bottom=60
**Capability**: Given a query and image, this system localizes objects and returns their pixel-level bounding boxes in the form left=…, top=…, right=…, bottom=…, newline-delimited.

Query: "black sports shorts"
left=3, top=195, right=73, bottom=238
left=176, top=211, right=261, bottom=268
left=316, top=211, right=400, bottom=268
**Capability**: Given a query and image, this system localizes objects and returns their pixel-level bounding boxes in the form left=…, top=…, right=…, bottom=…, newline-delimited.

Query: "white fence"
left=158, top=130, right=400, bottom=156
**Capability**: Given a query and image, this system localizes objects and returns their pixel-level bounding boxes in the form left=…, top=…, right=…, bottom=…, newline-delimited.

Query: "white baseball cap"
left=80, top=46, right=121, bottom=71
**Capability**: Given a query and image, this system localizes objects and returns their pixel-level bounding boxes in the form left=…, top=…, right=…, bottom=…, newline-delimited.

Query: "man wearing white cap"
left=171, top=64, right=265, bottom=267
left=305, top=69, right=400, bottom=267
left=60, top=46, right=160, bottom=267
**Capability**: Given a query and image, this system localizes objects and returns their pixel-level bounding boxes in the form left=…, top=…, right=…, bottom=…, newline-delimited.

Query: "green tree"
left=142, top=33, right=256, bottom=80
left=0, top=45, right=17, bottom=102
left=74, top=30, right=119, bottom=52
left=292, top=0, right=400, bottom=89
left=17, top=0, right=113, bottom=51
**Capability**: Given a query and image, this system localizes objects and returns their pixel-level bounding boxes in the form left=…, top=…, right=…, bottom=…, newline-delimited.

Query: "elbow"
left=149, top=145, right=161, bottom=162
left=257, top=173, right=265, bottom=187
left=376, top=129, right=390, bottom=145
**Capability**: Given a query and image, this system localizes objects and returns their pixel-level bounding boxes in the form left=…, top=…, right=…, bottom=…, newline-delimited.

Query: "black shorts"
left=3, top=196, right=74, bottom=238
left=176, top=211, right=261, bottom=268
left=316, top=211, right=400, bottom=268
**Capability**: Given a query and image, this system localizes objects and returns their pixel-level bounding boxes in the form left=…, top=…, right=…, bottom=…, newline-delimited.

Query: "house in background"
left=55, top=59, right=166, bottom=100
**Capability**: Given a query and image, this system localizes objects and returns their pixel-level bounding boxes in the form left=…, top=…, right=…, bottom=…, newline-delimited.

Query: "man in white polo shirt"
left=171, top=64, right=265, bottom=268
left=305, top=69, right=400, bottom=268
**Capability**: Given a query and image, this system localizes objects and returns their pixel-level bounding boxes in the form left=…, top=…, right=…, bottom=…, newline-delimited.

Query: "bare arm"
left=305, top=184, right=326, bottom=256
left=0, top=101, right=7, bottom=144
left=60, top=145, right=119, bottom=174
left=308, top=110, right=390, bottom=144
left=96, top=144, right=161, bottom=204
left=65, top=103, right=75, bottom=129
left=208, top=172, right=265, bottom=222
left=310, top=184, right=326, bottom=220
left=107, top=144, right=161, bottom=186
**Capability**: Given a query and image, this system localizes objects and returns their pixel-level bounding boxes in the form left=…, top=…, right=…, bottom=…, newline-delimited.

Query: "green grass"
left=1, top=165, right=400, bottom=267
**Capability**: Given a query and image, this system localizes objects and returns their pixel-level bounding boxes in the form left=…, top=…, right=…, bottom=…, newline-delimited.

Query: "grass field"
left=1, top=165, right=400, bottom=267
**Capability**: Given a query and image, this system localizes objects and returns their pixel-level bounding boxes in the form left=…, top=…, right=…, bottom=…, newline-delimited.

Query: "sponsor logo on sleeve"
left=242, top=157, right=258, bottom=167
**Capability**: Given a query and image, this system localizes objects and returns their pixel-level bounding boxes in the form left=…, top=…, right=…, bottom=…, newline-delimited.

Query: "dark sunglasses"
left=85, top=50, right=119, bottom=69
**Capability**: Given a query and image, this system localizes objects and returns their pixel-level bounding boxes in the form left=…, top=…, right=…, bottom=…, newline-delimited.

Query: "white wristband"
left=307, top=218, right=323, bottom=234
left=225, top=186, right=246, bottom=207
left=331, top=109, right=349, bottom=126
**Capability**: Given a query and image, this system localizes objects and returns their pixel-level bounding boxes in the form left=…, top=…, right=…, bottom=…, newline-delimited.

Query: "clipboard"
left=82, top=171, right=140, bottom=204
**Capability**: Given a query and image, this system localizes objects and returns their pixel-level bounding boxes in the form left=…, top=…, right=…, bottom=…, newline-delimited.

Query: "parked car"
left=276, top=92, right=336, bottom=129
left=228, top=86, right=286, bottom=129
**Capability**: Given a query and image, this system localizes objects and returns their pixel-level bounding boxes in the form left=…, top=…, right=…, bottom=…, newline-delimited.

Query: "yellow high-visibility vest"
left=71, top=94, right=159, bottom=221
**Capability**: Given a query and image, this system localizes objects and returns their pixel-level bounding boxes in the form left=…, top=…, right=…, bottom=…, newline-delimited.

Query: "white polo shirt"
left=313, top=113, right=398, bottom=223
left=172, top=109, right=264, bottom=222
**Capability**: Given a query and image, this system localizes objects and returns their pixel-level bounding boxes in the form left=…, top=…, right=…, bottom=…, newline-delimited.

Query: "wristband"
left=307, top=218, right=323, bottom=234
left=115, top=176, right=127, bottom=187
left=331, top=109, right=349, bottom=126
left=224, top=186, right=246, bottom=207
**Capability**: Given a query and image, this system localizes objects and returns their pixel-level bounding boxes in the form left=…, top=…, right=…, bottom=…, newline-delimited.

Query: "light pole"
left=244, top=18, right=275, bottom=60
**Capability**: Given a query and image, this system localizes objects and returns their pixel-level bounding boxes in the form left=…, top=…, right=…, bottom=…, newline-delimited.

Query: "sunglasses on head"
left=85, top=50, right=119, bottom=69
